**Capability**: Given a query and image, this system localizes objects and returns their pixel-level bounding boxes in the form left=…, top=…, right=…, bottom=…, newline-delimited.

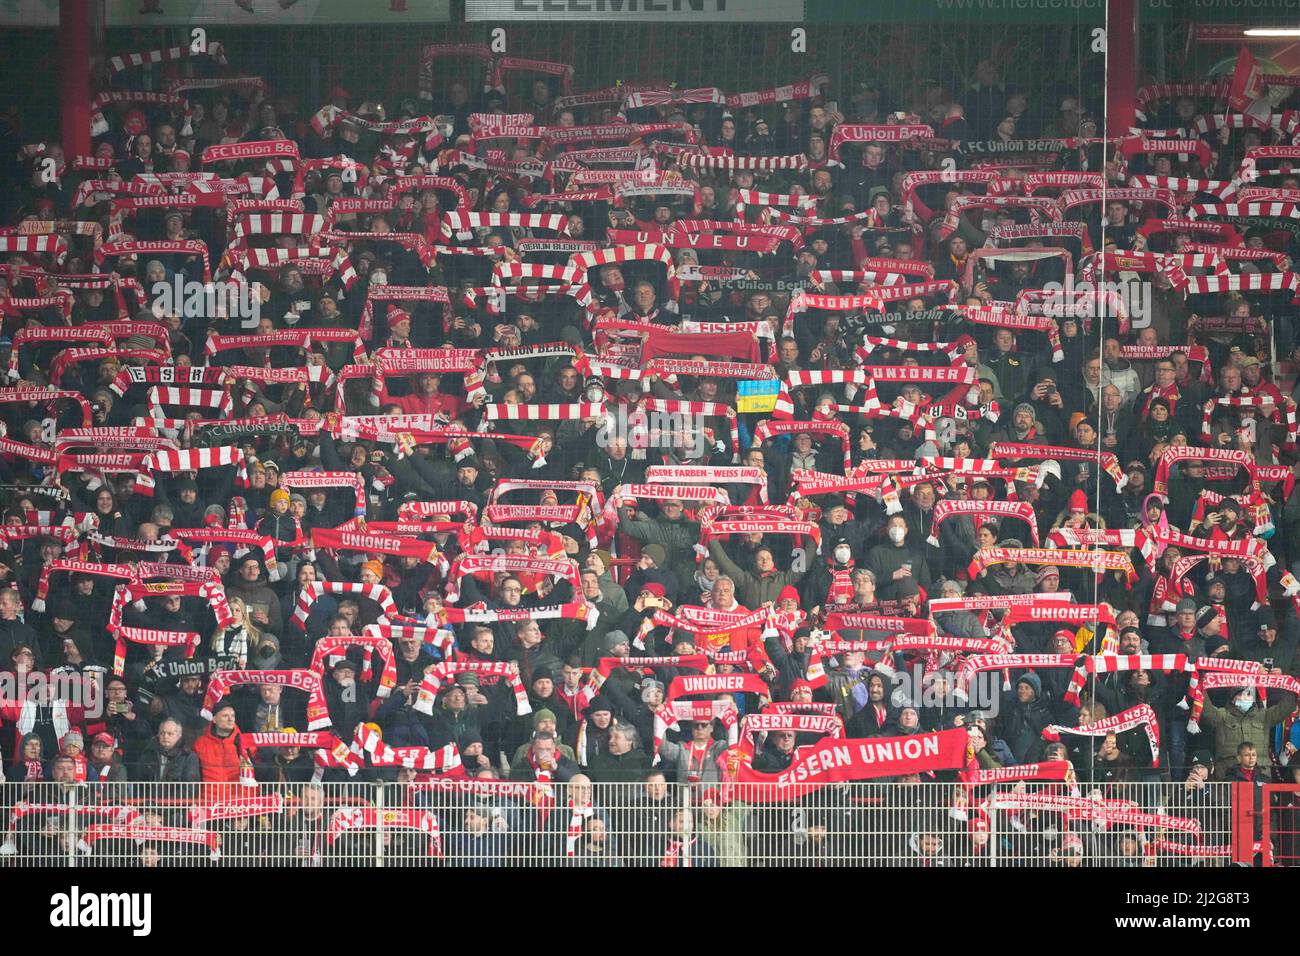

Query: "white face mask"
left=888, top=527, right=906, bottom=545
left=1235, top=697, right=1253, bottom=713
left=833, top=546, right=852, bottom=565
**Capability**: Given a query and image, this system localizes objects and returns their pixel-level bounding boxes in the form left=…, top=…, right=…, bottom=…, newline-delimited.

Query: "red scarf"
left=660, top=837, right=696, bottom=867
left=827, top=557, right=855, bottom=607
left=1140, top=382, right=1180, bottom=418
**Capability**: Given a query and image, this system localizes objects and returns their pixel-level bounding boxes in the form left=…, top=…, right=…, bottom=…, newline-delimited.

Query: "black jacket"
left=135, top=738, right=201, bottom=783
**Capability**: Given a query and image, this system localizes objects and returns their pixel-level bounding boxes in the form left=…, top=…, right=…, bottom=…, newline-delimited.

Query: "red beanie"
left=778, top=585, right=799, bottom=603
left=386, top=305, right=411, bottom=331
left=1068, top=489, right=1088, bottom=513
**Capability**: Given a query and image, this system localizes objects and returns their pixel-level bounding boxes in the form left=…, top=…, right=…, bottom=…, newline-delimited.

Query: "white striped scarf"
left=0, top=234, right=68, bottom=262
left=460, top=281, right=594, bottom=316
left=441, top=211, right=569, bottom=240
left=1201, top=393, right=1299, bottom=447
left=414, top=661, right=529, bottom=716
left=570, top=243, right=677, bottom=299
left=772, top=368, right=880, bottom=419
left=678, top=152, right=808, bottom=171
left=1188, top=200, right=1300, bottom=219
left=817, top=261, right=936, bottom=286
left=229, top=212, right=329, bottom=246
left=363, top=623, right=455, bottom=660
left=225, top=244, right=356, bottom=290
left=134, top=446, right=247, bottom=496
left=108, top=41, right=226, bottom=73
left=1064, top=654, right=1189, bottom=706
left=641, top=397, right=740, bottom=456
left=1181, top=269, right=1300, bottom=301
left=493, top=260, right=585, bottom=285
left=481, top=402, right=603, bottom=421
left=147, top=386, right=233, bottom=420
left=731, top=189, right=817, bottom=219
left=293, top=582, right=397, bottom=632
left=1128, top=174, right=1236, bottom=199
left=351, top=724, right=459, bottom=773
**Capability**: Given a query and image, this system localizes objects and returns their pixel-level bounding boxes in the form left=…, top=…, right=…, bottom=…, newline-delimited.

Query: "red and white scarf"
left=327, top=807, right=441, bottom=857
left=927, top=499, right=1039, bottom=547
left=201, top=669, right=331, bottom=731
left=1063, top=654, right=1189, bottom=707
left=293, top=582, right=397, bottom=631
left=1043, top=703, right=1161, bottom=767
left=414, top=661, right=530, bottom=716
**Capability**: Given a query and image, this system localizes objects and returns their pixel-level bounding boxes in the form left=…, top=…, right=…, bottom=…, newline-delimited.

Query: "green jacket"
left=697, top=801, right=750, bottom=867
left=618, top=506, right=700, bottom=569
left=1199, top=693, right=1296, bottom=770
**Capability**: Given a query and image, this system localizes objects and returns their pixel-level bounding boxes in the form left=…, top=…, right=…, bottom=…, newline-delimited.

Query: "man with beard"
left=267, top=266, right=314, bottom=328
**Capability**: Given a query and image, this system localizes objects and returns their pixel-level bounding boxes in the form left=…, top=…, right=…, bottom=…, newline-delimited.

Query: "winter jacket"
left=998, top=674, right=1053, bottom=763
left=1199, top=694, right=1296, bottom=774
left=617, top=506, right=701, bottom=570
left=193, top=725, right=247, bottom=783
left=585, top=747, right=653, bottom=783
left=136, top=738, right=201, bottom=783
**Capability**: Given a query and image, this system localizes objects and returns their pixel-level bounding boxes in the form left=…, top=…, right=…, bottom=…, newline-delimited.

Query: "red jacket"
left=193, top=725, right=250, bottom=783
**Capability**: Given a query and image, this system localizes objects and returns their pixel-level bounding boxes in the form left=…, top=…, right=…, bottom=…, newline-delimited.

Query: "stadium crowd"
left=0, top=34, right=1297, bottom=866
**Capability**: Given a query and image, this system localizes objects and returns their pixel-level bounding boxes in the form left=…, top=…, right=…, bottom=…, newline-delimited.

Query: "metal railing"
left=0, top=780, right=1237, bottom=867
